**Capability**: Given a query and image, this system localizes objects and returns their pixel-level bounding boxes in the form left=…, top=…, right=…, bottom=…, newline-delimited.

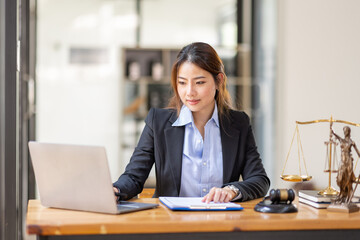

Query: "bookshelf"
left=121, top=48, right=179, bottom=152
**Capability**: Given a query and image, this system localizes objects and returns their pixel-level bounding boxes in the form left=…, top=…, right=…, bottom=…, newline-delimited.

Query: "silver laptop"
left=28, top=141, right=158, bottom=214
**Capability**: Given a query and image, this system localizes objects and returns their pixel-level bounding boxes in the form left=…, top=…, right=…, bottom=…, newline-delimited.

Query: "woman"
left=113, top=42, right=270, bottom=203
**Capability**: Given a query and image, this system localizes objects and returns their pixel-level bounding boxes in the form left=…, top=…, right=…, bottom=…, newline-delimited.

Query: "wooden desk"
left=27, top=198, right=360, bottom=240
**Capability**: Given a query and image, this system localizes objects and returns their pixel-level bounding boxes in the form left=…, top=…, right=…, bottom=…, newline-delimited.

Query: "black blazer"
left=113, top=108, right=270, bottom=201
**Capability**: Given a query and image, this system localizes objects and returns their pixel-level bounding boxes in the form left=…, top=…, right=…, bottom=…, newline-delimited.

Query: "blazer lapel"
left=220, top=115, right=240, bottom=184
left=164, top=112, right=184, bottom=195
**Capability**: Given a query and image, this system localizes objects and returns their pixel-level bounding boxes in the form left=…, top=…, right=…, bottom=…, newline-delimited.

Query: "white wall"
left=277, top=0, right=360, bottom=193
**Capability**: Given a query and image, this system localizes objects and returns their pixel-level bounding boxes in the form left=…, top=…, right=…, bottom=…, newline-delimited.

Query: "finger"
left=222, top=190, right=232, bottom=202
left=224, top=187, right=236, bottom=201
left=219, top=190, right=227, bottom=203
left=206, top=187, right=216, bottom=203
left=214, top=188, right=222, bottom=203
left=201, top=194, right=208, bottom=202
left=224, top=192, right=232, bottom=202
left=113, top=187, right=119, bottom=201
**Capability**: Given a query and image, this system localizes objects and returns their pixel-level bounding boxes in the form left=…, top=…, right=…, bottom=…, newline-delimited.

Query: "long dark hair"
left=168, top=42, right=233, bottom=117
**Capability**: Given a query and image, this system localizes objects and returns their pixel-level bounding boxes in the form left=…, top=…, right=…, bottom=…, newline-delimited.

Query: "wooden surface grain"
left=27, top=198, right=360, bottom=236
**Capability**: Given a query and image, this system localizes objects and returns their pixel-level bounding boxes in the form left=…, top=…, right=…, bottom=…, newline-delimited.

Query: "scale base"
left=327, top=202, right=359, bottom=213
left=318, top=186, right=339, bottom=196
left=254, top=198, right=298, bottom=213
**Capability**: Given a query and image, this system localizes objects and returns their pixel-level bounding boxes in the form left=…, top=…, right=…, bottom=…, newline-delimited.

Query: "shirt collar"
left=172, top=103, right=219, bottom=127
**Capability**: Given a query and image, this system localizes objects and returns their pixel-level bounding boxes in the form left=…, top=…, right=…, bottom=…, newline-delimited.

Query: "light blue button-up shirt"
left=172, top=104, right=224, bottom=197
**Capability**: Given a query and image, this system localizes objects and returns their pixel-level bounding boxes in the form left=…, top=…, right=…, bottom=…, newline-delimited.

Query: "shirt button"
left=203, top=162, right=207, bottom=166
left=203, top=188, right=207, bottom=192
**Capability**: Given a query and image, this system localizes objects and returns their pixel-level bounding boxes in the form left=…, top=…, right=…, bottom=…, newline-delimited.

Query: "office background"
left=1, top=0, right=360, bottom=239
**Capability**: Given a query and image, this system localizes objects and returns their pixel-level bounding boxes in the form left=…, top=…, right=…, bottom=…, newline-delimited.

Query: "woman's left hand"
left=201, top=187, right=236, bottom=204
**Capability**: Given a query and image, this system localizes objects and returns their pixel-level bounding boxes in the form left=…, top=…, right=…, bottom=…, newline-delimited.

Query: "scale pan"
left=280, top=175, right=312, bottom=182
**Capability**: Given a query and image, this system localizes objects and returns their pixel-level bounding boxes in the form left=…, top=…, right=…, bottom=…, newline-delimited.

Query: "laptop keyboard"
left=117, top=201, right=134, bottom=205
left=117, top=201, right=140, bottom=210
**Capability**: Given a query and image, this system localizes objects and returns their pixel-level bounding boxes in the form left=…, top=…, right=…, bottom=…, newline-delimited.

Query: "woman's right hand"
left=202, top=187, right=235, bottom=204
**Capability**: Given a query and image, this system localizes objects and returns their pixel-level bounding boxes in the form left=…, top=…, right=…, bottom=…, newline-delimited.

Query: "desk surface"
left=27, top=198, right=360, bottom=236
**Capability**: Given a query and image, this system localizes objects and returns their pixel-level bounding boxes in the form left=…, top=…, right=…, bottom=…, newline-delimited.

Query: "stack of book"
left=298, top=190, right=360, bottom=209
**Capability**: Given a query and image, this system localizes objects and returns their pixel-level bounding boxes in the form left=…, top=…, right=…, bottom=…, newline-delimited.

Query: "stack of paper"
left=159, top=197, right=243, bottom=211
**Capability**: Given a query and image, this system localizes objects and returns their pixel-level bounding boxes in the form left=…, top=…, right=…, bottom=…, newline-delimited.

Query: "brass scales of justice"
left=281, top=116, right=360, bottom=196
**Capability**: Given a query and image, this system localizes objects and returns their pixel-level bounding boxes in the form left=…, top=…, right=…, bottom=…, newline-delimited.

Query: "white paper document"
left=159, top=197, right=243, bottom=211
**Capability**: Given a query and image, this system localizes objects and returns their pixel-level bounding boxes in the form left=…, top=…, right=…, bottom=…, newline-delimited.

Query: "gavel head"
left=269, top=189, right=295, bottom=204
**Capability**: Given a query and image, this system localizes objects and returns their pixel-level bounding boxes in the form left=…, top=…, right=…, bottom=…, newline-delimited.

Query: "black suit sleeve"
left=235, top=124, right=270, bottom=201
left=223, top=113, right=270, bottom=201
left=113, top=109, right=156, bottom=200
